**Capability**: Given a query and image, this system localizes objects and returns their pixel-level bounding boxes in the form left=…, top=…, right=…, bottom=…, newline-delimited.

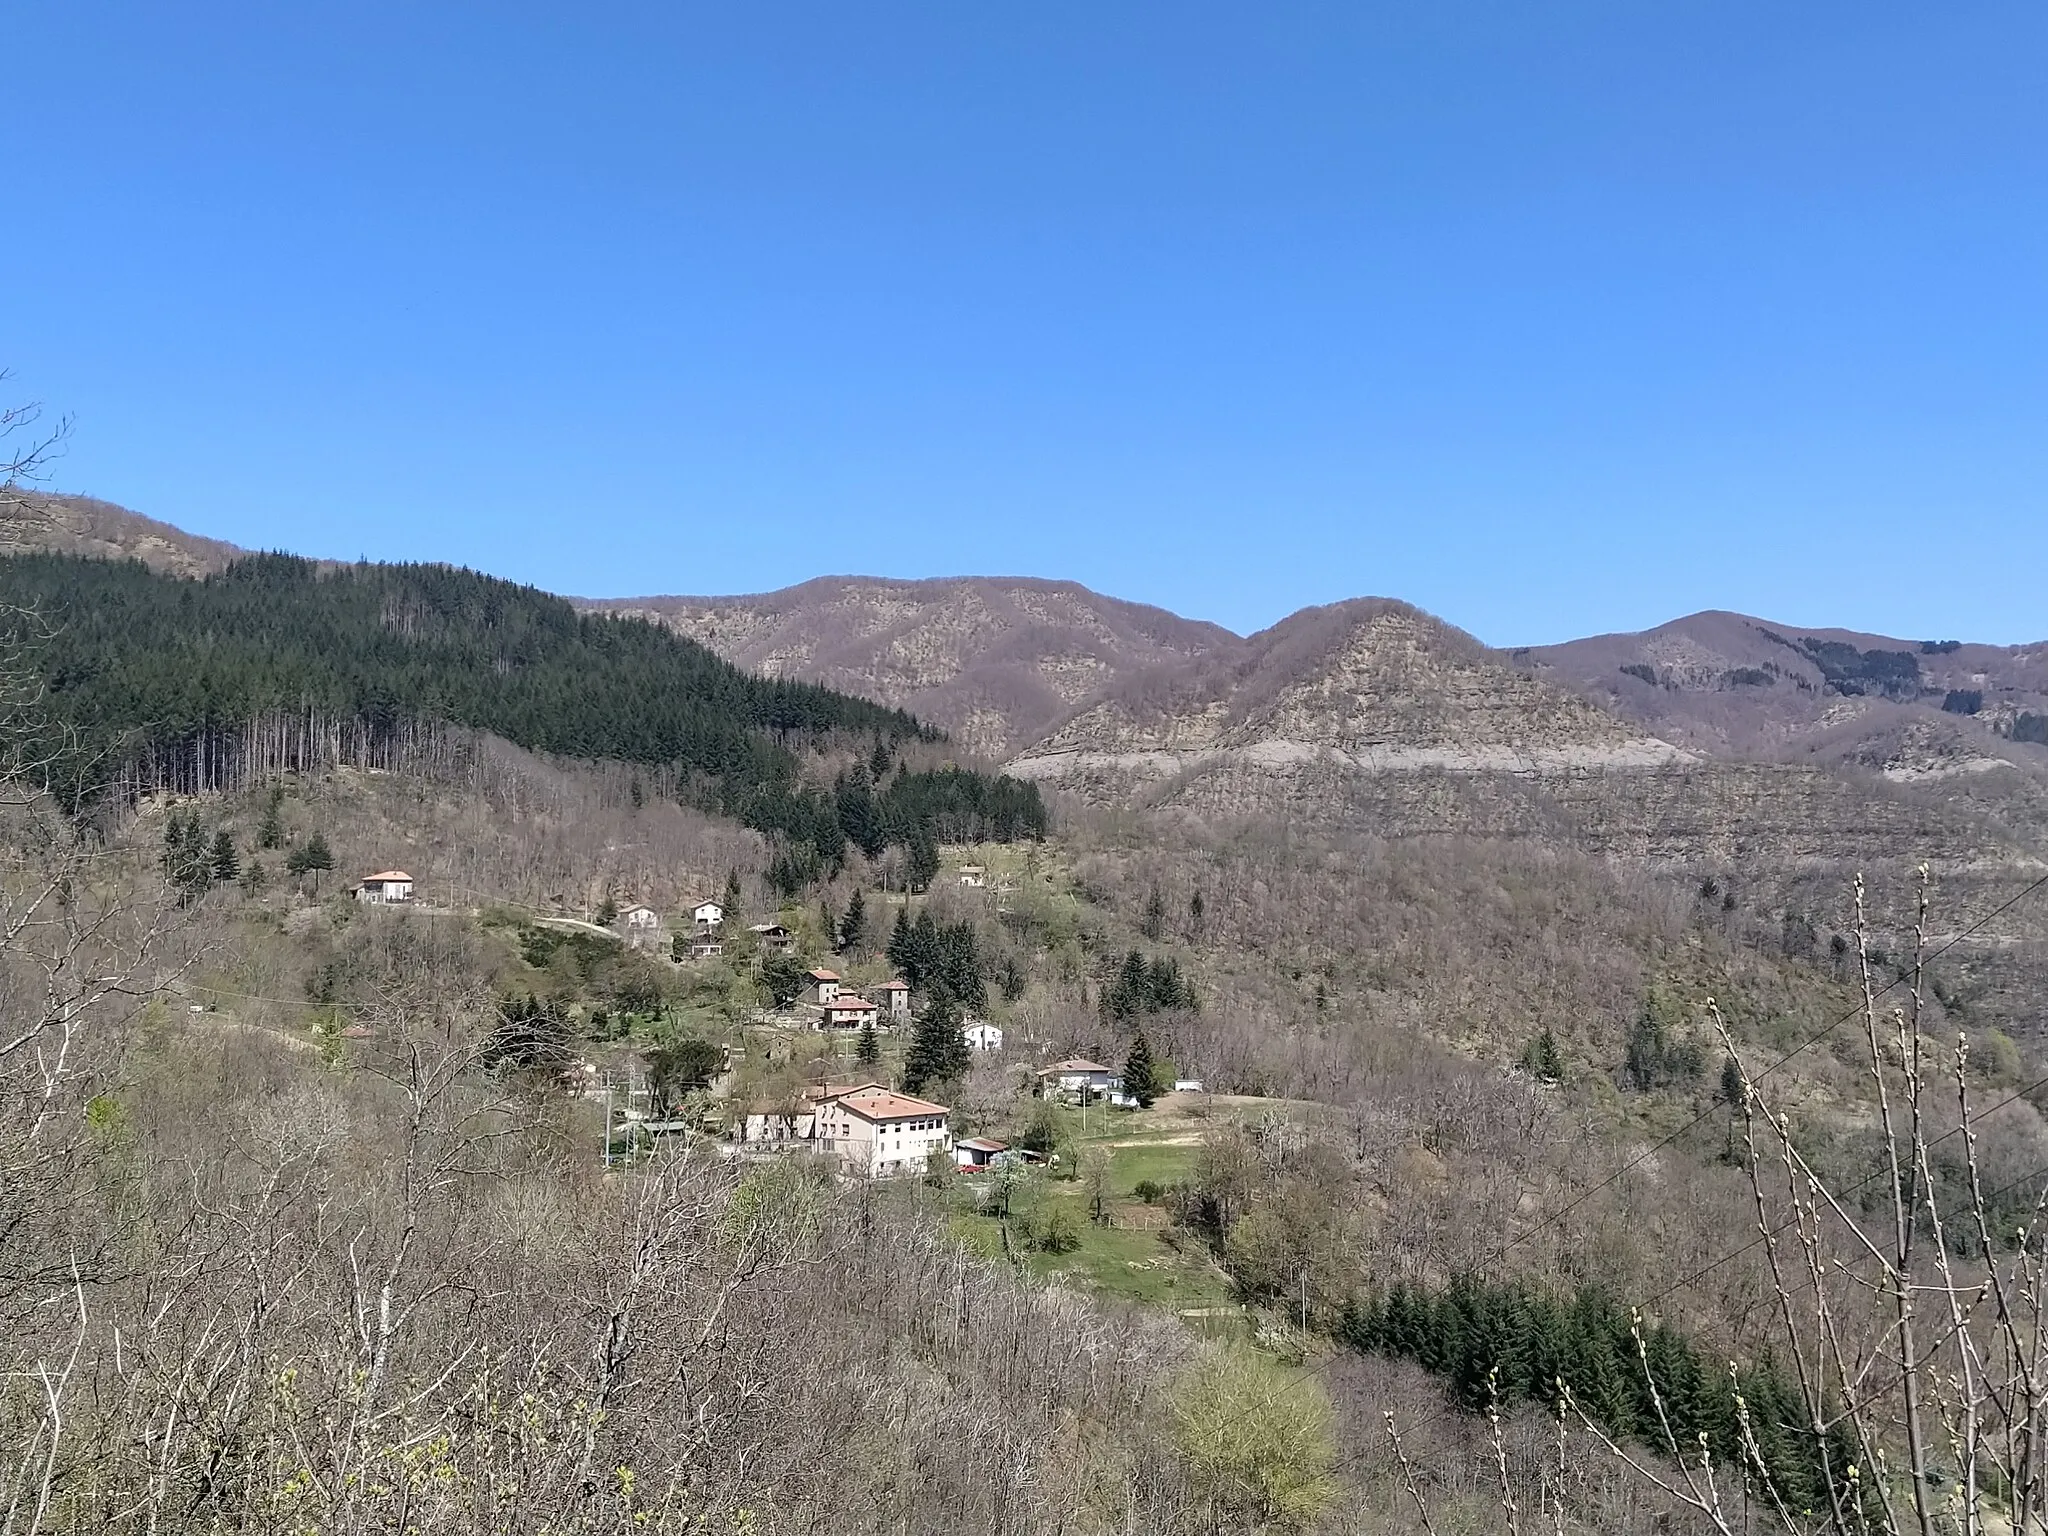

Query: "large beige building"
left=812, top=1086, right=952, bottom=1178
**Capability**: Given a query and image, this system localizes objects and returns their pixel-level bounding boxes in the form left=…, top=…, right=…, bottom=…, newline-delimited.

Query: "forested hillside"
left=0, top=552, right=1046, bottom=872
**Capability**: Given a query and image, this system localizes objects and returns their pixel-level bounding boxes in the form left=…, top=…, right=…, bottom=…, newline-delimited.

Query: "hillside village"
left=344, top=851, right=1204, bottom=1186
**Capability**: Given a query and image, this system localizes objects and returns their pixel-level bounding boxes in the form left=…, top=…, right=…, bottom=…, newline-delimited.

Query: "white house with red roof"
left=812, top=1085, right=952, bottom=1178
left=805, top=968, right=841, bottom=1006
left=820, top=994, right=879, bottom=1030
left=875, top=978, right=911, bottom=1018
left=355, top=870, right=414, bottom=904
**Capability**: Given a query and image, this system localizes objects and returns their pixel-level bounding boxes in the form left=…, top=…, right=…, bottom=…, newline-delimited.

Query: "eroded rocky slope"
left=1014, top=599, right=1688, bottom=781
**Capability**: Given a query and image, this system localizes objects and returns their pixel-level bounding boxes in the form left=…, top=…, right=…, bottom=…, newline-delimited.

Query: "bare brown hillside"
left=1520, top=609, right=2048, bottom=765
left=587, top=577, right=1239, bottom=758
left=0, top=491, right=245, bottom=577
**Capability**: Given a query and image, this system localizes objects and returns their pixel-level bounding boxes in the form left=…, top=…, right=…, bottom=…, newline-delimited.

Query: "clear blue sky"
left=5, top=3, right=2044, bottom=644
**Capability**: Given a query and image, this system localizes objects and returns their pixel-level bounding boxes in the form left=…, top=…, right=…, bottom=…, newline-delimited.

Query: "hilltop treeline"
left=0, top=553, right=1045, bottom=871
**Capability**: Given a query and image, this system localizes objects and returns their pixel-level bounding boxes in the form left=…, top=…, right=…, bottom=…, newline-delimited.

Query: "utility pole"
left=602, top=1076, right=614, bottom=1170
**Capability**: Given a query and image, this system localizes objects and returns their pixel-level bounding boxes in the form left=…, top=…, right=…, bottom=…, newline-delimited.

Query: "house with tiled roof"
left=355, top=870, right=414, bottom=904
left=804, top=968, right=842, bottom=1006
left=812, top=1086, right=952, bottom=1178
left=821, top=995, right=880, bottom=1031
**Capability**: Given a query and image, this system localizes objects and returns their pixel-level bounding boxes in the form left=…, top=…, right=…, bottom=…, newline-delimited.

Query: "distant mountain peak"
left=588, top=576, right=1238, bottom=759
left=1014, top=595, right=1685, bottom=785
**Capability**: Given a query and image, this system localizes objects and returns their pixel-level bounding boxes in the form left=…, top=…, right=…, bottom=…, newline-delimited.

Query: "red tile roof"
left=807, top=968, right=841, bottom=982
left=832, top=1087, right=950, bottom=1122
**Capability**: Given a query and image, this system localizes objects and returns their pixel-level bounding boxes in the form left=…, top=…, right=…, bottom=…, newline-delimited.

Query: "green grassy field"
left=950, top=1135, right=1241, bottom=1316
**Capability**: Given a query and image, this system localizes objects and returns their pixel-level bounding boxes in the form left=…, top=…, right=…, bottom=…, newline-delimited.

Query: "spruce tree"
left=839, top=887, right=867, bottom=952
left=1521, top=1029, right=1563, bottom=1082
left=1140, top=886, right=1166, bottom=941
left=162, top=815, right=210, bottom=899
left=855, top=1016, right=881, bottom=1068
left=901, top=993, right=968, bottom=1096
left=209, top=829, right=240, bottom=884
left=905, top=829, right=939, bottom=892
left=886, top=907, right=914, bottom=977
left=286, top=831, right=334, bottom=881
left=257, top=787, right=285, bottom=850
left=1123, top=1030, right=1158, bottom=1107
left=721, top=868, right=742, bottom=921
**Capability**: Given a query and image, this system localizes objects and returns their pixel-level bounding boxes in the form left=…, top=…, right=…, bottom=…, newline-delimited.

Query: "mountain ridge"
left=10, top=492, right=2047, bottom=781
left=590, top=575, right=1240, bottom=758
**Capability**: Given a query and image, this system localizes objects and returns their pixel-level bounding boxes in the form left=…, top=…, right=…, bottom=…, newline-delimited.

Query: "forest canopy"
left=0, top=552, right=1046, bottom=869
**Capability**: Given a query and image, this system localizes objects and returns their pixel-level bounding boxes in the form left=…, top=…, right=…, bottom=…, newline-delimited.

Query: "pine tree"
left=286, top=831, right=334, bottom=880
left=839, top=887, right=867, bottom=952
left=905, top=829, right=939, bottom=892
left=1123, top=1030, right=1158, bottom=1108
left=855, top=1017, right=881, bottom=1068
left=162, top=815, right=211, bottom=899
left=819, top=897, right=837, bottom=951
left=257, top=786, right=285, bottom=850
left=209, top=829, right=240, bottom=884
left=869, top=735, right=892, bottom=777
left=901, top=993, right=968, bottom=1095
left=721, top=868, right=743, bottom=921
left=887, top=907, right=914, bottom=976
left=1140, top=886, right=1166, bottom=941
left=1188, top=888, right=1205, bottom=938
left=1521, top=1029, right=1563, bottom=1082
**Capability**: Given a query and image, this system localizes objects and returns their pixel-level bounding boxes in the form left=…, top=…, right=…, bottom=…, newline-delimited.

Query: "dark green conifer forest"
left=1341, top=1277, right=1871, bottom=1519
left=0, top=552, right=1047, bottom=875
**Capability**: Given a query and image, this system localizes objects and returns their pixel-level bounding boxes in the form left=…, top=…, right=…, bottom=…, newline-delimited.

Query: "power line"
left=1645, top=1064, right=2048, bottom=1308
left=1492, top=870, right=2048, bottom=1266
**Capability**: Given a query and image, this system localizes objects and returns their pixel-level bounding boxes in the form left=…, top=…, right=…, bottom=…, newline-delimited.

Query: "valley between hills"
left=7, top=486, right=2048, bottom=1533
